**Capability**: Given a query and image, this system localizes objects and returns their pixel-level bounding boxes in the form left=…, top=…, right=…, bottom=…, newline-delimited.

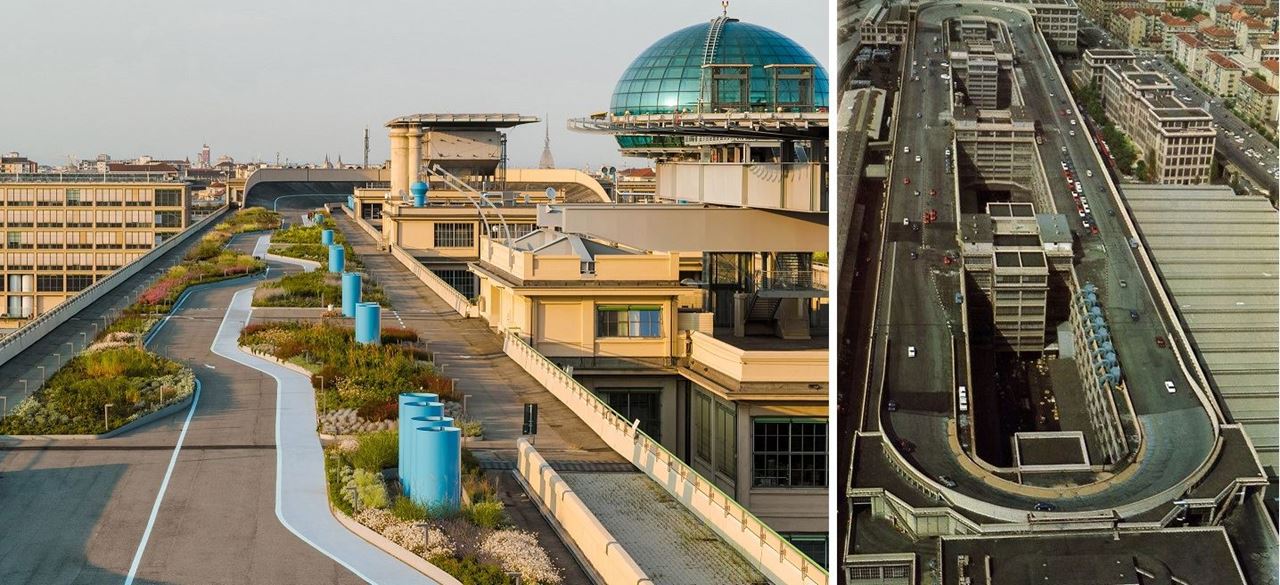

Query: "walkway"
left=331, top=212, right=622, bottom=466
left=212, top=287, right=446, bottom=585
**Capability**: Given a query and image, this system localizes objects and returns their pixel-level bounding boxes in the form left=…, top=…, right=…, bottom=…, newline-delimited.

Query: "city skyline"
left=0, top=0, right=827, bottom=170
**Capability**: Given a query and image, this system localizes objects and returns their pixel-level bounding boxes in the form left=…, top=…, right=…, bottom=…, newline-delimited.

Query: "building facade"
left=1101, top=64, right=1216, bottom=184
left=0, top=176, right=189, bottom=324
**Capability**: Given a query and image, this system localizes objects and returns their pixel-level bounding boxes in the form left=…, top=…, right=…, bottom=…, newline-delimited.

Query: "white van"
left=957, top=386, right=969, bottom=412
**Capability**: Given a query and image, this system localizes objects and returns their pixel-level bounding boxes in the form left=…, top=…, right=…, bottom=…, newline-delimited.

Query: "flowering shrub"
left=252, top=270, right=389, bottom=309
left=0, top=347, right=194, bottom=434
left=480, top=529, right=561, bottom=584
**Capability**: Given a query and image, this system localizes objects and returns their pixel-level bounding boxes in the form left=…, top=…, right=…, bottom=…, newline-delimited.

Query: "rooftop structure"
left=1100, top=63, right=1216, bottom=184
left=1123, top=184, right=1279, bottom=478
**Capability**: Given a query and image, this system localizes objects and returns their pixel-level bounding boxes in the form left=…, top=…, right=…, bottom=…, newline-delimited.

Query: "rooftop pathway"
left=331, top=212, right=623, bottom=466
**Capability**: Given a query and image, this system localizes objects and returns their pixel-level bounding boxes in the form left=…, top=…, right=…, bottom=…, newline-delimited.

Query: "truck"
left=1034, top=120, right=1045, bottom=145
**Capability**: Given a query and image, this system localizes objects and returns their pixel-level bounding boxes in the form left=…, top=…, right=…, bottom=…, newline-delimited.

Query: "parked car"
left=1033, top=502, right=1056, bottom=512
left=1129, top=310, right=1140, bottom=322
left=938, top=475, right=958, bottom=488
left=1164, top=380, right=1177, bottom=394
left=1155, top=335, right=1167, bottom=348
left=908, top=346, right=917, bottom=358
left=886, top=399, right=899, bottom=412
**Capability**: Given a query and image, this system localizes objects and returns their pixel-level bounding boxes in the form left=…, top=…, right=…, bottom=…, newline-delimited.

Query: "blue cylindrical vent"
left=328, top=244, right=345, bottom=273
left=402, top=415, right=454, bottom=497
left=347, top=195, right=355, bottom=209
left=341, top=272, right=361, bottom=317
left=410, top=426, right=462, bottom=511
left=321, top=229, right=335, bottom=246
left=355, top=302, right=380, bottom=344
left=411, top=181, right=429, bottom=207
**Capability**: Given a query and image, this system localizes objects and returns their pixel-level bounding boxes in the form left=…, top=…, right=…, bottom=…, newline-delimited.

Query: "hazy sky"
left=1, top=0, right=828, bottom=171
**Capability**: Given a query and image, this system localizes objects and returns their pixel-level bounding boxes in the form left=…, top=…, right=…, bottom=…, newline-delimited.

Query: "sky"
left=1, top=0, right=828, bottom=171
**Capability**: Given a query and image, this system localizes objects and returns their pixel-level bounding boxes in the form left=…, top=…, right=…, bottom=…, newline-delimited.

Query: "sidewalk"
left=331, top=213, right=622, bottom=466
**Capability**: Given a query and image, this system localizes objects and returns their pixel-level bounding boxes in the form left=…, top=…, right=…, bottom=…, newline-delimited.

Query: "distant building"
left=1158, top=14, right=1196, bottom=53
left=1101, top=64, right=1216, bottom=183
left=0, top=153, right=37, bottom=174
left=0, top=175, right=189, bottom=324
left=1173, top=31, right=1208, bottom=74
left=1237, top=75, right=1280, bottom=124
left=1082, top=48, right=1138, bottom=85
left=1203, top=51, right=1246, bottom=97
left=1200, top=25, right=1238, bottom=50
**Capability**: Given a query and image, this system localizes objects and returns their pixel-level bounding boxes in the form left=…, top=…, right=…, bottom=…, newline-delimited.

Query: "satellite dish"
left=600, top=165, right=609, bottom=175
left=546, top=187, right=557, bottom=203
left=608, top=166, right=616, bottom=174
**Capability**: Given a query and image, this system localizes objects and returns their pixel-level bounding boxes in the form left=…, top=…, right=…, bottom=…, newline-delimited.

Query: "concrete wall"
left=516, top=439, right=653, bottom=585
left=503, top=332, right=827, bottom=585
left=688, top=331, right=828, bottom=382
left=387, top=243, right=478, bottom=318
left=0, top=206, right=227, bottom=369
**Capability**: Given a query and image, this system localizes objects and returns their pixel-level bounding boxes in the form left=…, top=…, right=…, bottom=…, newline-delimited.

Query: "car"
left=938, top=475, right=958, bottom=488
left=1091, top=224, right=1099, bottom=235
left=1119, top=279, right=1127, bottom=288
left=909, top=251, right=919, bottom=260
left=940, top=73, right=951, bottom=80
left=1082, top=219, right=1091, bottom=229
left=914, top=155, right=922, bottom=162
left=1070, top=118, right=1076, bottom=125
left=904, top=177, right=912, bottom=185
left=886, top=399, right=899, bottom=412
left=908, top=346, right=917, bottom=358
left=897, top=438, right=916, bottom=453
left=1155, top=335, right=1167, bottom=348
left=1129, top=309, right=1140, bottom=322
left=1164, top=380, right=1176, bottom=394
left=904, top=217, right=911, bottom=226
left=1069, top=130, right=1076, bottom=136
left=929, top=188, right=938, bottom=196
left=903, top=146, right=911, bottom=153
left=914, top=189, right=921, bottom=196
left=1086, top=169, right=1093, bottom=177
left=915, top=112, right=922, bottom=118
left=944, top=148, right=951, bottom=157
left=1033, top=502, right=1056, bottom=512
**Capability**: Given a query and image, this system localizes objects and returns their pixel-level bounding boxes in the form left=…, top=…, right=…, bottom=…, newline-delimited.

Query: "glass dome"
left=610, top=19, right=829, bottom=117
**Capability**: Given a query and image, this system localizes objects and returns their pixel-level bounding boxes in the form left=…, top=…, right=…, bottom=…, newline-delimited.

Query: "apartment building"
left=1, top=154, right=37, bottom=174
left=1159, top=14, right=1196, bottom=53
left=1200, top=25, right=1238, bottom=51
left=1237, top=75, right=1280, bottom=125
left=1101, top=64, right=1216, bottom=184
left=1173, top=32, right=1208, bottom=74
left=1203, top=51, right=1246, bottom=97
left=0, top=175, right=189, bottom=324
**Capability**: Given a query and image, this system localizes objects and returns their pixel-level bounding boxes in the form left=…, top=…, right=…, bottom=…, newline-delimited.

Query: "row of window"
left=0, top=274, right=98, bottom=293
left=0, top=188, right=183, bottom=207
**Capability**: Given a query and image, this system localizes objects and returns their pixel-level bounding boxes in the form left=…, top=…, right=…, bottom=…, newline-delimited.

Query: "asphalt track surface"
left=859, top=2, right=1216, bottom=514
left=0, top=196, right=390, bottom=584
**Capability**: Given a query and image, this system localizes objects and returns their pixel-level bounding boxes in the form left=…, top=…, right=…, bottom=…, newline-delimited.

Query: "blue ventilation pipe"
left=409, top=426, right=462, bottom=511
left=321, top=229, right=335, bottom=246
left=411, top=181, right=429, bottom=208
left=328, top=244, right=345, bottom=273
left=341, top=272, right=361, bottom=317
left=355, top=302, right=380, bottom=344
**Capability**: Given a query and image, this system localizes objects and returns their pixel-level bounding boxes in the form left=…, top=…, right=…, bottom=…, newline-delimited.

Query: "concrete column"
left=389, top=127, right=410, bottom=200
left=406, top=128, right=423, bottom=188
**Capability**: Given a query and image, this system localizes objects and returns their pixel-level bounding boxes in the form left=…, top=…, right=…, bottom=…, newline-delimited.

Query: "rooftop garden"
left=253, top=270, right=390, bottom=309
left=0, top=346, right=194, bottom=435
left=0, top=207, right=275, bottom=436
left=270, top=212, right=364, bottom=270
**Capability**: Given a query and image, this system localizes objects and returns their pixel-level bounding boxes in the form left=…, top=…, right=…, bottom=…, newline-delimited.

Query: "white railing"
left=388, top=244, right=478, bottom=319
left=516, top=439, right=653, bottom=585
left=503, top=332, right=826, bottom=585
left=0, top=205, right=229, bottom=368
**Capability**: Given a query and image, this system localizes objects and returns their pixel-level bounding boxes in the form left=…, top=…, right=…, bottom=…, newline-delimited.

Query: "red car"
left=1155, top=335, right=1167, bottom=348
left=904, top=177, right=912, bottom=185
left=929, top=188, right=938, bottom=196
